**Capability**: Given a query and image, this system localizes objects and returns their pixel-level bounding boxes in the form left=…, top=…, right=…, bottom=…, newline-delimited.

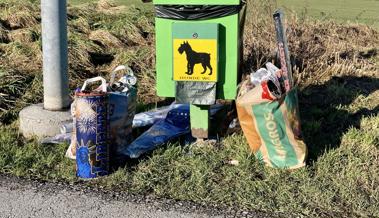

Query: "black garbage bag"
left=155, top=2, right=246, bottom=20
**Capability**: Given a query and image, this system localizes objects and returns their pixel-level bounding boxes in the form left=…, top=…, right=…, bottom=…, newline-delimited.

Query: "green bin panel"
left=156, top=14, right=241, bottom=100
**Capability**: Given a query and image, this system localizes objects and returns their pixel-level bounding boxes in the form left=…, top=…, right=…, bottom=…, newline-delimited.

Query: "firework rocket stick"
left=273, top=9, right=293, bottom=93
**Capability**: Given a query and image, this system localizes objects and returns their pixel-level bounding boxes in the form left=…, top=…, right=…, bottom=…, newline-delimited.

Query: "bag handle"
left=110, top=65, right=135, bottom=86
left=81, top=76, right=107, bottom=93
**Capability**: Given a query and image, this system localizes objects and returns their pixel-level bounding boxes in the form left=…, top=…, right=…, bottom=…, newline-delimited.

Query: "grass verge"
left=1, top=112, right=378, bottom=217
left=1, top=74, right=378, bottom=216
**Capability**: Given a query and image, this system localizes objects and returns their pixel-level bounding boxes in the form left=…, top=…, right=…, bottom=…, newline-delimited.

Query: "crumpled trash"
left=119, top=104, right=228, bottom=159
left=45, top=102, right=183, bottom=140
left=236, top=62, right=307, bottom=169
left=54, top=66, right=138, bottom=161
left=133, top=103, right=184, bottom=128
left=119, top=104, right=191, bottom=159
left=250, top=63, right=283, bottom=99
left=40, top=133, right=71, bottom=144
left=43, top=102, right=184, bottom=159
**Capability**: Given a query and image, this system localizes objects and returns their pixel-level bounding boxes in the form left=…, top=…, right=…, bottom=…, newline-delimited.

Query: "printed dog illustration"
left=178, top=41, right=213, bottom=76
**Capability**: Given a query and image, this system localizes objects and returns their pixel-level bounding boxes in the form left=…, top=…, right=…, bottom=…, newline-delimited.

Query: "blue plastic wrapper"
left=120, top=105, right=191, bottom=159
left=119, top=104, right=229, bottom=159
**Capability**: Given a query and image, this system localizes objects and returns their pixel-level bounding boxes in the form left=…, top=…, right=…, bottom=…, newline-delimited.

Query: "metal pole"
left=41, top=0, right=70, bottom=110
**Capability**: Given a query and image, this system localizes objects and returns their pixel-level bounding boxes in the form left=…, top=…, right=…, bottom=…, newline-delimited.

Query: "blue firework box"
left=75, top=77, right=109, bottom=179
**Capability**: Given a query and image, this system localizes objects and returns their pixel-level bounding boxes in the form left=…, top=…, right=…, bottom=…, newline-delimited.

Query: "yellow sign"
left=173, top=39, right=218, bottom=82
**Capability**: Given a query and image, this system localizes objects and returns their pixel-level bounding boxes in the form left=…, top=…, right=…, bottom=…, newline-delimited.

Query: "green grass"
left=70, top=0, right=379, bottom=29
left=276, top=0, right=379, bottom=29
left=1, top=76, right=378, bottom=217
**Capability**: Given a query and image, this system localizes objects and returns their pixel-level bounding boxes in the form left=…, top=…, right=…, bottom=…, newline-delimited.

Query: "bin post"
left=190, top=105, right=210, bottom=139
left=41, top=0, right=70, bottom=110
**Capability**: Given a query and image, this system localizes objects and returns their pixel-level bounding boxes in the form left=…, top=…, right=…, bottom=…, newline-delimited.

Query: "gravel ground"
left=0, top=175, right=272, bottom=218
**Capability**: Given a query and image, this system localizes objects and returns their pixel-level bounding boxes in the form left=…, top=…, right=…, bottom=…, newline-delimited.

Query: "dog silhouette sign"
left=173, top=39, right=218, bottom=82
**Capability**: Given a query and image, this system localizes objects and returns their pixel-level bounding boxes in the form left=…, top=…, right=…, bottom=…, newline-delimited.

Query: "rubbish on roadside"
left=120, top=104, right=191, bottom=159
left=273, top=9, right=293, bottom=93
left=40, top=133, right=71, bottom=144
left=236, top=73, right=307, bottom=169
left=50, top=102, right=178, bottom=157
left=235, top=10, right=306, bottom=169
left=64, top=66, right=138, bottom=165
left=133, top=102, right=184, bottom=128
left=52, top=102, right=181, bottom=139
left=75, top=76, right=109, bottom=179
left=227, top=160, right=240, bottom=166
left=63, top=101, right=177, bottom=160
left=108, top=65, right=137, bottom=163
left=120, top=104, right=228, bottom=159
left=60, top=122, right=73, bottom=134
left=250, top=67, right=282, bottom=99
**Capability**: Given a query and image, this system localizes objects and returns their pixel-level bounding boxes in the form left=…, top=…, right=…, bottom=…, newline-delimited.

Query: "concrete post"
left=41, top=0, right=70, bottom=110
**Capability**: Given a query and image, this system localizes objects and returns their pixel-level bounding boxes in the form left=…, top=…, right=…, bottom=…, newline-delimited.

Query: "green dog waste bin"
left=153, top=0, right=246, bottom=139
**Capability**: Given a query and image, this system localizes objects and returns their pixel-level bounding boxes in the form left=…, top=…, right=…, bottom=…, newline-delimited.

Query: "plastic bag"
left=133, top=103, right=184, bottom=128
left=65, top=66, right=138, bottom=162
left=108, top=66, right=137, bottom=161
left=120, top=104, right=191, bottom=159
left=236, top=79, right=307, bottom=169
left=120, top=104, right=229, bottom=159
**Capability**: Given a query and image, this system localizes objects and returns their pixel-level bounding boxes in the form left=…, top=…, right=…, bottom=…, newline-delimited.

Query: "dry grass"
left=243, top=0, right=379, bottom=88
left=89, top=30, right=124, bottom=48
left=0, top=0, right=39, bottom=30
left=0, top=25, right=9, bottom=43
left=7, top=28, right=39, bottom=43
left=0, top=42, right=42, bottom=73
left=97, top=0, right=117, bottom=10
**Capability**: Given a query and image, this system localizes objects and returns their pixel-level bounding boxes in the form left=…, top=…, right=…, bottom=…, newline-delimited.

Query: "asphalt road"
left=0, top=176, right=222, bottom=218
left=0, top=175, right=272, bottom=218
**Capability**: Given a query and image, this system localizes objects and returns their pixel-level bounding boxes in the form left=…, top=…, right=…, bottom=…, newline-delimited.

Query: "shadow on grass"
left=299, top=76, right=379, bottom=163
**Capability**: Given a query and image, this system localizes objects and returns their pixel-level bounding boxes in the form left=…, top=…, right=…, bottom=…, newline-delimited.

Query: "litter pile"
left=236, top=10, right=307, bottom=169
left=72, top=66, right=138, bottom=179
left=42, top=9, right=309, bottom=179
left=41, top=65, right=228, bottom=178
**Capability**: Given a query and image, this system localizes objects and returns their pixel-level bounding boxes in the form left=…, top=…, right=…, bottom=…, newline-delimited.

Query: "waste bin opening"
left=155, top=3, right=246, bottom=20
